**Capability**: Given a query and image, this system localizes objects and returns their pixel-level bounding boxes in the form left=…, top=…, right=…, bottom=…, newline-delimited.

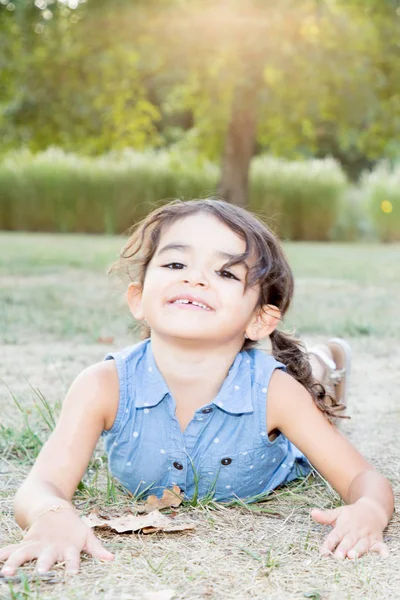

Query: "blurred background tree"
left=0, top=0, right=399, bottom=206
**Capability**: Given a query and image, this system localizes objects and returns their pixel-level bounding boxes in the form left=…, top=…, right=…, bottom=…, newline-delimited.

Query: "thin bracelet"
left=30, top=504, right=75, bottom=527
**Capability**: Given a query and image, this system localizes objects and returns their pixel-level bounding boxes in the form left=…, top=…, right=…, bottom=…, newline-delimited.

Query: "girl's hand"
left=311, top=498, right=389, bottom=560
left=0, top=511, right=114, bottom=576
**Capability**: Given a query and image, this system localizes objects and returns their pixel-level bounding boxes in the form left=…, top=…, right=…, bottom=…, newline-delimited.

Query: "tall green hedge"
left=0, top=149, right=218, bottom=234
left=0, top=148, right=347, bottom=240
left=250, top=156, right=347, bottom=241
left=361, top=162, right=400, bottom=242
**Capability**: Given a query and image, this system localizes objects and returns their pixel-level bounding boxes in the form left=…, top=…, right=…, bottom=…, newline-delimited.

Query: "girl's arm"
left=0, top=360, right=119, bottom=576
left=267, top=369, right=394, bottom=560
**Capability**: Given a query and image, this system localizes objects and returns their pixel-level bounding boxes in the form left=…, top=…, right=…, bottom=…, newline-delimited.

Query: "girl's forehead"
left=158, top=213, right=246, bottom=253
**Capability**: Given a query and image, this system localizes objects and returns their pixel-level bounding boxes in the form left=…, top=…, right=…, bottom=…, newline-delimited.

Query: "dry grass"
left=0, top=234, right=399, bottom=599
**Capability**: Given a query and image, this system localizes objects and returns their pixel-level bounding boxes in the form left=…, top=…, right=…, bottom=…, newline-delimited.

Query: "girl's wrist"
left=28, top=501, right=76, bottom=529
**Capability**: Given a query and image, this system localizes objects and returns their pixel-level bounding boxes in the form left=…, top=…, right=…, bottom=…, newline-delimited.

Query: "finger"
left=369, top=541, right=389, bottom=558
left=84, top=532, right=114, bottom=562
left=0, top=544, right=40, bottom=577
left=333, top=533, right=359, bottom=560
left=311, top=507, right=341, bottom=526
left=321, top=529, right=344, bottom=555
left=0, top=544, right=20, bottom=563
left=347, top=538, right=370, bottom=560
left=63, top=546, right=80, bottom=575
left=36, top=546, right=59, bottom=575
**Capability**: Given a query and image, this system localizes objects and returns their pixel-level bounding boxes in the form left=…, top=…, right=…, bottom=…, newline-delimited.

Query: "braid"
left=270, top=330, right=346, bottom=422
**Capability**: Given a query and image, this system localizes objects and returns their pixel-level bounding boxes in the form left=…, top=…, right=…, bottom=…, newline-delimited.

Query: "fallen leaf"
left=82, top=513, right=107, bottom=528
left=143, top=590, right=176, bottom=600
left=141, top=527, right=160, bottom=534
left=144, top=485, right=183, bottom=513
left=82, top=510, right=169, bottom=532
left=82, top=509, right=194, bottom=534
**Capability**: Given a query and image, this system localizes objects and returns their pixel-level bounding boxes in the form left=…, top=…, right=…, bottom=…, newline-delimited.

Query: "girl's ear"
left=245, top=304, right=281, bottom=341
left=127, top=282, right=145, bottom=320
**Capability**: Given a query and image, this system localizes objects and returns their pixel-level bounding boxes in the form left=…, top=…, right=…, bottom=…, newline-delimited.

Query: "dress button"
left=201, top=408, right=213, bottom=414
left=173, top=461, right=184, bottom=470
left=221, top=457, right=233, bottom=466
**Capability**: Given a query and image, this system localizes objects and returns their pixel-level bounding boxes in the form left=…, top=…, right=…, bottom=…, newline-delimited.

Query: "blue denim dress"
left=102, top=339, right=310, bottom=502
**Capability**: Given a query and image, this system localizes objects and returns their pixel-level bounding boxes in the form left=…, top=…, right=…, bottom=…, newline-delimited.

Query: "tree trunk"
left=217, top=84, right=260, bottom=207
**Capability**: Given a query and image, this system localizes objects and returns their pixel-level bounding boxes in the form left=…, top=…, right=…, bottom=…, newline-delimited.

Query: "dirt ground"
left=0, top=236, right=399, bottom=599
left=1, top=337, right=399, bottom=600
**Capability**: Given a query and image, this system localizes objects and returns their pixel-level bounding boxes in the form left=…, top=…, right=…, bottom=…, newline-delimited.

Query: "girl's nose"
left=182, top=268, right=209, bottom=287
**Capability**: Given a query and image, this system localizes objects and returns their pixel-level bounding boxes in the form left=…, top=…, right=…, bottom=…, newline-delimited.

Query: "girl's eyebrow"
left=157, top=243, right=246, bottom=264
left=157, top=243, right=189, bottom=255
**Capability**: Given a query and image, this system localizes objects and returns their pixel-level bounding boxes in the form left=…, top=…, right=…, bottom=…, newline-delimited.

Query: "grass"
left=1, top=233, right=399, bottom=345
left=0, top=233, right=399, bottom=599
left=284, top=242, right=400, bottom=338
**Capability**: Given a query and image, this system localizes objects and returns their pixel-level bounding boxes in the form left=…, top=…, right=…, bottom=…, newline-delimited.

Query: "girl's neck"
left=150, top=334, right=243, bottom=409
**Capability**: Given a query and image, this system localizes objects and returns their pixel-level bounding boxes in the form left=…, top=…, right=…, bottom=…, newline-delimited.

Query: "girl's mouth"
left=168, top=297, right=213, bottom=311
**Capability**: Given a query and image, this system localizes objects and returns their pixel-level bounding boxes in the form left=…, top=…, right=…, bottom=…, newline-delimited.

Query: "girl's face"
left=129, top=213, right=266, bottom=346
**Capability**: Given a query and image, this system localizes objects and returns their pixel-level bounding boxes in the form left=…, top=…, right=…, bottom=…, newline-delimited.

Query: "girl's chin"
left=152, top=327, right=242, bottom=344
left=161, top=330, right=215, bottom=339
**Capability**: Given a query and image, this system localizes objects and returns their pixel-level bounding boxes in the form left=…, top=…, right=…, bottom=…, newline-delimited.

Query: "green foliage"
left=0, top=1, right=162, bottom=154
left=255, top=3, right=400, bottom=178
left=0, top=148, right=349, bottom=240
left=361, top=162, right=400, bottom=242
left=249, top=156, right=347, bottom=240
left=0, top=0, right=399, bottom=176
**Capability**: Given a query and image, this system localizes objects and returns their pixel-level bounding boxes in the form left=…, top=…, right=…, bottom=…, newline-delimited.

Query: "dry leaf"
left=81, top=513, right=108, bottom=528
left=143, top=590, right=176, bottom=600
left=82, top=510, right=169, bottom=532
left=82, top=509, right=194, bottom=535
left=144, top=485, right=183, bottom=513
left=141, top=527, right=160, bottom=535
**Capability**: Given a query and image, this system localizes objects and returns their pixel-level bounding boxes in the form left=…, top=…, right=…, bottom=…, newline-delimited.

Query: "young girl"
left=0, top=199, right=393, bottom=576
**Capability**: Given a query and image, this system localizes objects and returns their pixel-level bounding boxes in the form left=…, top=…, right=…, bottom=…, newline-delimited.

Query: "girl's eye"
left=217, top=270, right=240, bottom=281
left=162, top=262, right=185, bottom=270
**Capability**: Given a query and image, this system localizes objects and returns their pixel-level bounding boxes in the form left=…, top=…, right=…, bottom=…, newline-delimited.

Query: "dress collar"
left=136, top=339, right=254, bottom=415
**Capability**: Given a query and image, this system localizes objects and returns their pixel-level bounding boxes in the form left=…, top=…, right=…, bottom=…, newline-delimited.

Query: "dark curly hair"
left=110, top=198, right=344, bottom=421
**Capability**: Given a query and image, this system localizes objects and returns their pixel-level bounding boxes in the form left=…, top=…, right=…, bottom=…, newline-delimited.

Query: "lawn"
left=0, top=233, right=399, bottom=599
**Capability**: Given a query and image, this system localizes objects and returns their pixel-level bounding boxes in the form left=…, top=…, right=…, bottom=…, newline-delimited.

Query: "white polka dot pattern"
left=103, top=339, right=311, bottom=504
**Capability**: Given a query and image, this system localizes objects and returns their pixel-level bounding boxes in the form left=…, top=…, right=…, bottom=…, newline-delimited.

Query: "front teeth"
left=174, top=299, right=210, bottom=311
